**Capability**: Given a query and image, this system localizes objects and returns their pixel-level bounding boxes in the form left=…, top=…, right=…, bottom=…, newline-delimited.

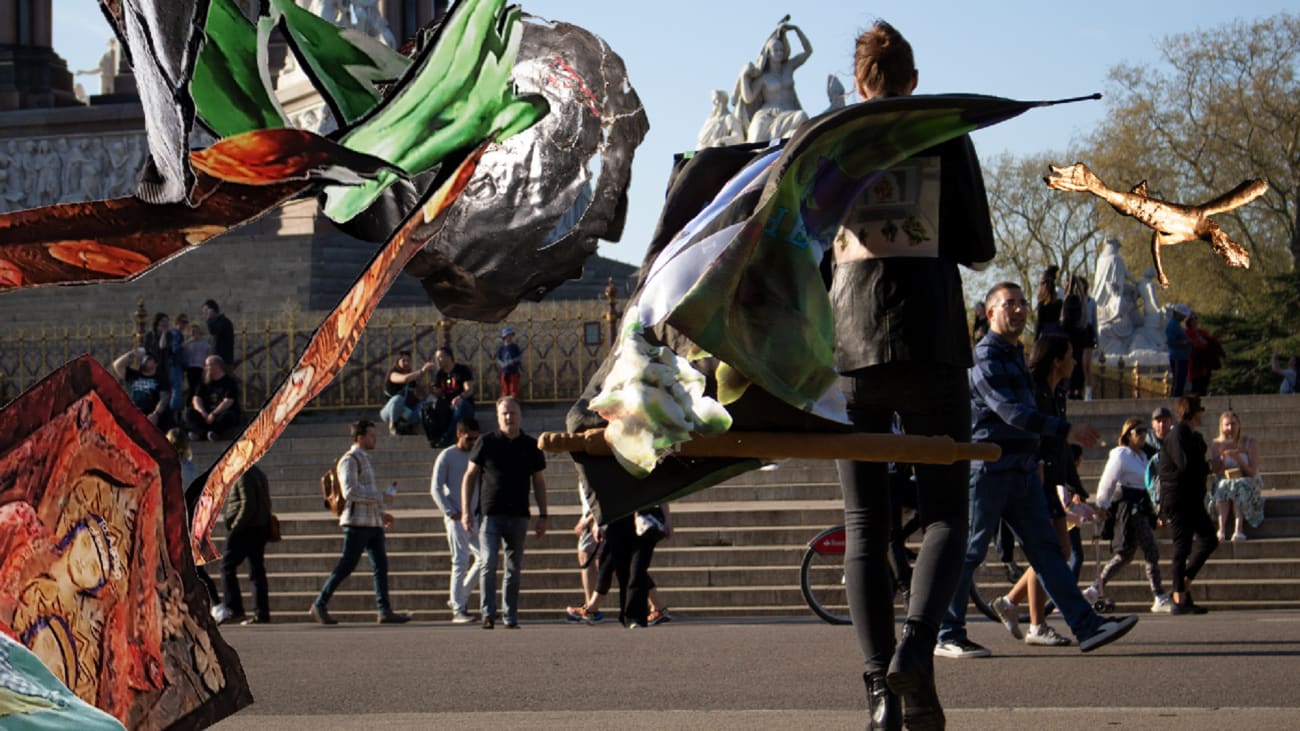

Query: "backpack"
left=321, top=454, right=355, bottom=516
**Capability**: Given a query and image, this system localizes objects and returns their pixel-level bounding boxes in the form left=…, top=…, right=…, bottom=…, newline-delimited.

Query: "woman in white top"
left=1085, top=418, right=1170, bottom=612
left=1209, top=411, right=1264, bottom=541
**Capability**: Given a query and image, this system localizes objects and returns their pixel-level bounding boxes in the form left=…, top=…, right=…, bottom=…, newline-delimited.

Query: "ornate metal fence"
left=0, top=297, right=620, bottom=410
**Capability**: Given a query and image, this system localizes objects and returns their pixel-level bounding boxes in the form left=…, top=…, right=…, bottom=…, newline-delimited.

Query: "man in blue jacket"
left=936, top=282, right=1138, bottom=659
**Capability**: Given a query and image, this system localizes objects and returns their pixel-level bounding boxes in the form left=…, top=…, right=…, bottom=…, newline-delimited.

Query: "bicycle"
left=800, top=524, right=998, bottom=625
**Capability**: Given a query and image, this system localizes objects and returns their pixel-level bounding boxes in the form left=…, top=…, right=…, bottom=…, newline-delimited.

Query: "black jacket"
left=830, top=135, right=995, bottom=372
left=1157, top=423, right=1210, bottom=509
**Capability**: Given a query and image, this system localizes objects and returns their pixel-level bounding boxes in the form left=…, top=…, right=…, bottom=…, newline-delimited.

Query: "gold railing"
left=1088, top=350, right=1169, bottom=400
left=0, top=294, right=623, bottom=411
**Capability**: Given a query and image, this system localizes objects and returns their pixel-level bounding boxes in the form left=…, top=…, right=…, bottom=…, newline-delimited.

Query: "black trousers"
left=1167, top=500, right=1219, bottom=595
left=595, top=515, right=658, bottom=626
left=185, top=407, right=242, bottom=438
left=836, top=362, right=970, bottom=675
left=221, top=531, right=269, bottom=619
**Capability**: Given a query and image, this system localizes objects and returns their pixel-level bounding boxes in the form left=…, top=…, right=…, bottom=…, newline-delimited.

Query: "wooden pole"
left=538, top=429, right=1001, bottom=465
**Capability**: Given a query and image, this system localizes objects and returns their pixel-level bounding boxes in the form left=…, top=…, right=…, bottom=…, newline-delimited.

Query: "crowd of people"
left=378, top=328, right=525, bottom=448
left=110, top=298, right=241, bottom=441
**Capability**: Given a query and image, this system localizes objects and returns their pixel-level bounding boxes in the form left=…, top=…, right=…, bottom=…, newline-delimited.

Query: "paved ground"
left=210, top=609, right=1300, bottom=729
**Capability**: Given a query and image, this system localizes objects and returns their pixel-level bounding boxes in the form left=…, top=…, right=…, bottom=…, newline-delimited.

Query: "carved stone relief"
left=0, top=132, right=147, bottom=213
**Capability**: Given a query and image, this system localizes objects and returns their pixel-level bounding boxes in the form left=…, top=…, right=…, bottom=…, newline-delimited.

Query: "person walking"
left=217, top=463, right=274, bottom=625
left=461, top=397, right=547, bottom=629
left=1086, top=418, right=1170, bottom=613
left=936, top=282, right=1138, bottom=660
left=1166, top=305, right=1192, bottom=396
left=430, top=417, right=482, bottom=623
left=310, top=420, right=411, bottom=625
left=1158, top=396, right=1221, bottom=614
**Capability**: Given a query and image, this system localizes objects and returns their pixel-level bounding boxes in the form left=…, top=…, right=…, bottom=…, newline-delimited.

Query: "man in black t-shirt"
left=460, top=397, right=547, bottom=629
left=427, top=347, right=476, bottom=448
left=202, top=299, right=236, bottom=366
left=185, top=355, right=242, bottom=440
left=111, top=346, right=172, bottom=427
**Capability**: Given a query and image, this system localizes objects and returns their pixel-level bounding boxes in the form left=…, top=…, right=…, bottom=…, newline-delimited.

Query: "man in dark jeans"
left=310, top=420, right=411, bottom=625
left=461, top=397, right=547, bottom=629
left=937, top=282, right=1137, bottom=660
left=218, top=463, right=273, bottom=625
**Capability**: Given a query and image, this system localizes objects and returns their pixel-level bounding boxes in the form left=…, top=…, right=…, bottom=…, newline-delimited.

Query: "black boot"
left=887, top=620, right=945, bottom=730
left=865, top=672, right=901, bottom=731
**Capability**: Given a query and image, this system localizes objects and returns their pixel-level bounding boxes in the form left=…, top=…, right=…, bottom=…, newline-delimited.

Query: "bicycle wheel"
left=968, top=580, right=999, bottom=623
left=800, top=526, right=852, bottom=625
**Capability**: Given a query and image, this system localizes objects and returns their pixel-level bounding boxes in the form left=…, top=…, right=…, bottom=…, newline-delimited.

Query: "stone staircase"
left=193, top=395, right=1300, bottom=623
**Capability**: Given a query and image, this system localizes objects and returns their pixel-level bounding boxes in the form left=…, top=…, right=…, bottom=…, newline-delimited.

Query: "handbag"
left=268, top=514, right=283, bottom=543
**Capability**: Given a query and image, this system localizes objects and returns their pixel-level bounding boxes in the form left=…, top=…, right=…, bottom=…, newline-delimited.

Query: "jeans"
left=939, top=468, right=1101, bottom=644
left=1067, top=527, right=1083, bottom=581
left=443, top=516, right=480, bottom=614
left=379, top=393, right=415, bottom=431
left=479, top=515, right=529, bottom=624
left=221, top=532, right=269, bottom=619
left=836, top=362, right=970, bottom=675
left=315, top=526, right=392, bottom=614
left=1169, top=356, right=1190, bottom=397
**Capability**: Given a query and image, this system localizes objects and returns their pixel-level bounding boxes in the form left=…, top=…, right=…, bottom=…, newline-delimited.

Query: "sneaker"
left=934, top=639, right=991, bottom=659
left=1151, top=594, right=1173, bottom=613
left=482, top=617, right=495, bottom=629
left=1232, top=532, right=1247, bottom=542
left=1078, top=615, right=1138, bottom=653
left=308, top=603, right=338, bottom=625
left=206, top=431, right=217, bottom=442
left=503, top=622, right=520, bottom=629
left=1082, top=585, right=1102, bottom=606
left=588, top=610, right=605, bottom=623
left=1024, top=624, right=1072, bottom=647
left=565, top=605, right=601, bottom=625
left=451, top=612, right=475, bottom=624
left=211, top=603, right=231, bottom=624
left=1216, top=529, right=1226, bottom=541
left=377, top=611, right=411, bottom=624
left=990, top=596, right=1023, bottom=640
left=188, top=431, right=203, bottom=442
left=647, top=608, right=673, bottom=626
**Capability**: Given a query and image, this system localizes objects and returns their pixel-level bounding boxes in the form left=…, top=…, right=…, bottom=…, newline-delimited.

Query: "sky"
left=52, top=0, right=1292, bottom=268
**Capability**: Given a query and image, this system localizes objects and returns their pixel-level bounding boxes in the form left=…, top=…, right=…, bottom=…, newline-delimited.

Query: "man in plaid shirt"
left=310, top=419, right=411, bottom=625
left=935, top=282, right=1138, bottom=658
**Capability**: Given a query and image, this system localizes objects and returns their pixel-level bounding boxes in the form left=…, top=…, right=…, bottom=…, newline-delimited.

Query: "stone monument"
left=727, top=16, right=812, bottom=144
left=1092, top=237, right=1167, bottom=365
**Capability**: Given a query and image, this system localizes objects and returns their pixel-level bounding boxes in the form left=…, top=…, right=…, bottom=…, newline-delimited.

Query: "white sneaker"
left=1024, top=623, right=1072, bottom=646
left=451, top=612, right=475, bottom=624
left=1232, top=532, right=1247, bottom=542
left=1082, top=585, right=1102, bottom=606
left=991, top=596, right=1023, bottom=640
left=1151, top=594, right=1173, bottom=613
left=1217, top=530, right=1226, bottom=541
left=211, top=603, right=231, bottom=624
left=1079, top=615, right=1139, bottom=653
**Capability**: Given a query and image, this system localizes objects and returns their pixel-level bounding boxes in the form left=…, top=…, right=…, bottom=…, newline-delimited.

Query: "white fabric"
left=1095, top=445, right=1149, bottom=509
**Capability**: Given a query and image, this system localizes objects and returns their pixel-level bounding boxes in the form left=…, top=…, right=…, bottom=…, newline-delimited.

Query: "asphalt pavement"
left=213, top=610, right=1300, bottom=730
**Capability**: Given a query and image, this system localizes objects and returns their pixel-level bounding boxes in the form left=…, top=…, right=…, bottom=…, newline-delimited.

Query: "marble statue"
left=75, top=39, right=119, bottom=96
left=695, top=90, right=745, bottom=149
left=1092, top=237, right=1168, bottom=365
left=352, top=0, right=397, bottom=47
left=825, top=74, right=848, bottom=111
left=731, top=18, right=812, bottom=143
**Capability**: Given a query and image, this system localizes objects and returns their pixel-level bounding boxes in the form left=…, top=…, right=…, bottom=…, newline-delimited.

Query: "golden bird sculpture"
left=1044, top=162, right=1268, bottom=286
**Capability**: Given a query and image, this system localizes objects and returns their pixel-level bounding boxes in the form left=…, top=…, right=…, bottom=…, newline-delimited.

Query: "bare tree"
left=984, top=151, right=1105, bottom=299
